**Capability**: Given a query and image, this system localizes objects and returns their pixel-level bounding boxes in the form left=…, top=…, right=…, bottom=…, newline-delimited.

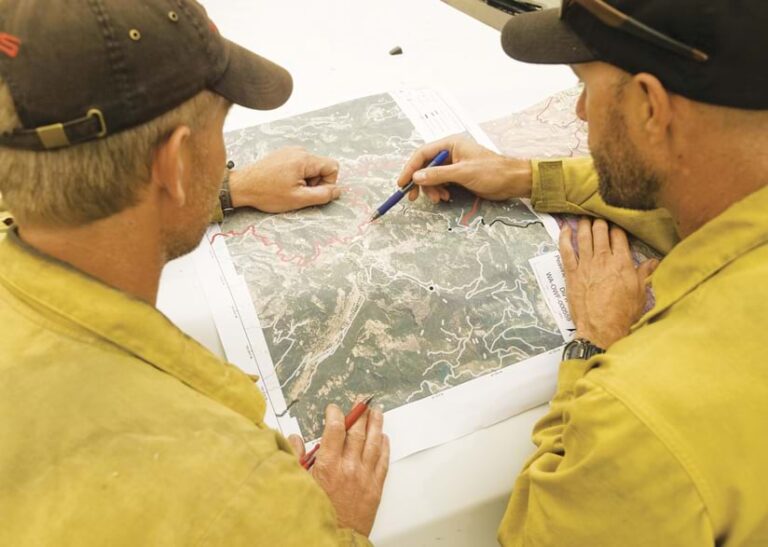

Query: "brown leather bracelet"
left=218, top=161, right=235, bottom=216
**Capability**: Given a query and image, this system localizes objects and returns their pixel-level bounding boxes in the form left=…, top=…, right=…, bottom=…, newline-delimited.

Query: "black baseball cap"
left=0, top=0, right=293, bottom=150
left=501, top=0, right=768, bottom=110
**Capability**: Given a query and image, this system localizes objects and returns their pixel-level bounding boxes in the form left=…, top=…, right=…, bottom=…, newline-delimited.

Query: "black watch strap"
left=562, top=338, right=606, bottom=361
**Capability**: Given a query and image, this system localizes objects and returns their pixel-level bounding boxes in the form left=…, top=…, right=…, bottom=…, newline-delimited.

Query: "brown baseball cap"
left=501, top=0, right=768, bottom=110
left=0, top=0, right=293, bottom=150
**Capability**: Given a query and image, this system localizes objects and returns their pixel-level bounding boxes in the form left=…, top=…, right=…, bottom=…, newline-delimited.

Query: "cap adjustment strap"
left=0, top=108, right=108, bottom=150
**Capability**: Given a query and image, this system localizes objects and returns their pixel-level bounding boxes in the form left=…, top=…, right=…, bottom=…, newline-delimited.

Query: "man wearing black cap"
left=399, top=0, right=768, bottom=544
left=0, top=1, right=388, bottom=545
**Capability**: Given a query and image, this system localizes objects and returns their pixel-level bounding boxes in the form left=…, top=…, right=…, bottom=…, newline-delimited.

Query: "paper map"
left=480, top=86, right=590, bottom=159
left=196, top=89, right=569, bottom=460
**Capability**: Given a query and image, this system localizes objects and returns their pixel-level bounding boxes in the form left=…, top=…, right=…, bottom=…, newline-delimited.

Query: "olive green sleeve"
left=497, top=358, right=711, bottom=546
left=198, top=449, right=372, bottom=546
left=530, top=157, right=679, bottom=254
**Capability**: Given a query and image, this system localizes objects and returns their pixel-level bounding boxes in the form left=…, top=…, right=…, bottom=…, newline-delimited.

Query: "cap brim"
left=501, top=8, right=596, bottom=64
left=212, top=40, right=293, bottom=111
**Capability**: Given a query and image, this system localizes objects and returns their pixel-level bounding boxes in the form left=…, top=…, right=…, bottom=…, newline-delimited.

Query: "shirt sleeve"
left=530, top=157, right=679, bottom=255
left=198, top=448, right=371, bottom=546
left=497, top=358, right=712, bottom=546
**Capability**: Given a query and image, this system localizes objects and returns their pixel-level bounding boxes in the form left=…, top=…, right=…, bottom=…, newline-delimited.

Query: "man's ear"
left=151, top=125, right=192, bottom=207
left=632, top=73, right=673, bottom=143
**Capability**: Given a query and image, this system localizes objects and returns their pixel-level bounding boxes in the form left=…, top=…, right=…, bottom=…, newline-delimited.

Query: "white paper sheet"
left=529, top=251, right=576, bottom=341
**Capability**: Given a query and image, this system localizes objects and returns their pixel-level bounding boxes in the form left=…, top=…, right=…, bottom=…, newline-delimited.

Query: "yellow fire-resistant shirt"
left=0, top=230, right=368, bottom=546
left=499, top=158, right=768, bottom=546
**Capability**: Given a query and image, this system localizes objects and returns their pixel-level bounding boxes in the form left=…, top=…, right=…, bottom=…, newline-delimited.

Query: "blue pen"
left=369, top=149, right=450, bottom=222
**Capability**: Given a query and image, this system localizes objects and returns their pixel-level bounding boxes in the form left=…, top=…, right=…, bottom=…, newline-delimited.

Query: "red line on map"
left=210, top=186, right=375, bottom=268
left=460, top=197, right=481, bottom=226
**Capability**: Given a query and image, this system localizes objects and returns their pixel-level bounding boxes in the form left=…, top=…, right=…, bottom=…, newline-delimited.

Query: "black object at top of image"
left=486, top=0, right=542, bottom=15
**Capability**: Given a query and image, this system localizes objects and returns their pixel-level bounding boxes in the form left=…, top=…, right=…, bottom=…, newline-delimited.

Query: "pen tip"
left=364, top=395, right=375, bottom=406
left=369, top=213, right=379, bottom=222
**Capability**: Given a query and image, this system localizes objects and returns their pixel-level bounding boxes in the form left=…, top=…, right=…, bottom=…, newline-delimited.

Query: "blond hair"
left=0, top=81, right=221, bottom=227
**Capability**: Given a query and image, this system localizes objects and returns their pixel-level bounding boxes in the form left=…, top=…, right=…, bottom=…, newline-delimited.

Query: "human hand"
left=288, top=404, right=389, bottom=537
left=228, top=147, right=341, bottom=213
left=396, top=135, right=533, bottom=203
left=560, top=218, right=659, bottom=349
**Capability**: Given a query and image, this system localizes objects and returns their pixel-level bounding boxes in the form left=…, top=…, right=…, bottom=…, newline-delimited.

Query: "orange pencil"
left=301, top=395, right=375, bottom=470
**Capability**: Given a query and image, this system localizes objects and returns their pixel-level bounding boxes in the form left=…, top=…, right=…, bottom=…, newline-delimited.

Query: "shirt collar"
left=636, top=184, right=768, bottom=328
left=0, top=229, right=266, bottom=425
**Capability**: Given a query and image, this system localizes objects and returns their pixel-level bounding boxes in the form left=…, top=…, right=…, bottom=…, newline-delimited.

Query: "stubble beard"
left=164, top=218, right=209, bottom=262
left=592, top=106, right=662, bottom=211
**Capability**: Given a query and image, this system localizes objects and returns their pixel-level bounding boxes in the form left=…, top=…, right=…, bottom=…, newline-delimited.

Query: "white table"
left=158, top=1, right=576, bottom=544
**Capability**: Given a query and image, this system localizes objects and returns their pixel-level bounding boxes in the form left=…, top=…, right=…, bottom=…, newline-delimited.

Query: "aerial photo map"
left=215, top=93, right=564, bottom=440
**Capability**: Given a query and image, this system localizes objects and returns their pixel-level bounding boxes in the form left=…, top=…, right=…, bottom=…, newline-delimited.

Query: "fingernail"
left=374, top=404, right=385, bottom=414
left=332, top=187, right=341, bottom=199
left=413, top=170, right=426, bottom=182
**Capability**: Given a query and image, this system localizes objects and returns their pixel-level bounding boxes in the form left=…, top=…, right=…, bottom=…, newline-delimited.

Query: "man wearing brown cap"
left=0, top=1, right=387, bottom=545
left=399, top=0, right=768, bottom=544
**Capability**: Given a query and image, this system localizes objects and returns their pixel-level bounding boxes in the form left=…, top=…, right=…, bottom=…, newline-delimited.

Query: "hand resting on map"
left=229, top=147, right=341, bottom=213
left=288, top=404, right=389, bottom=538
left=560, top=218, right=659, bottom=349
left=397, top=135, right=533, bottom=203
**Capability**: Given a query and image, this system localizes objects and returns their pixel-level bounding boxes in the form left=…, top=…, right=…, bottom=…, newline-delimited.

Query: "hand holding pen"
left=288, top=398, right=390, bottom=537
left=370, top=149, right=450, bottom=221
left=300, top=395, right=374, bottom=469
left=395, top=136, right=534, bottom=203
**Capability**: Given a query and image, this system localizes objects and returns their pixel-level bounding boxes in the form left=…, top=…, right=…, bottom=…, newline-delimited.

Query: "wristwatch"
left=218, top=160, right=235, bottom=216
left=562, top=338, right=606, bottom=361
